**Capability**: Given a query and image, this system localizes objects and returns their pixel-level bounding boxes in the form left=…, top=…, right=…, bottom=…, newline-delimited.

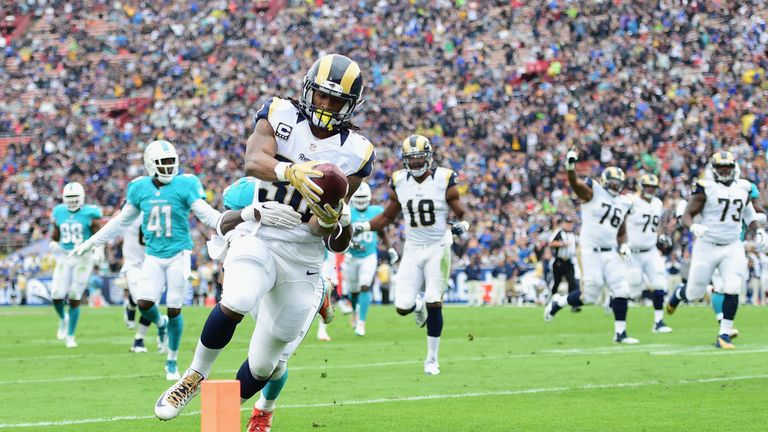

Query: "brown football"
left=312, top=163, right=349, bottom=208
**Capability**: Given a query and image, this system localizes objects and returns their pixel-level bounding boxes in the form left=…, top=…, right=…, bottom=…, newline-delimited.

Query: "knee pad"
left=723, top=275, right=743, bottom=295
left=271, top=360, right=287, bottom=380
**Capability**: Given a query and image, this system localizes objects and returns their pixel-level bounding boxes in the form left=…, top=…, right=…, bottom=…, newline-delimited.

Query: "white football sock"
left=614, top=320, right=626, bottom=335
left=167, top=350, right=178, bottom=362
left=719, top=319, right=734, bottom=336
left=653, top=310, right=664, bottom=323
left=135, top=322, right=149, bottom=340
left=427, top=336, right=440, bottom=362
left=255, top=395, right=275, bottom=412
left=189, top=340, right=222, bottom=378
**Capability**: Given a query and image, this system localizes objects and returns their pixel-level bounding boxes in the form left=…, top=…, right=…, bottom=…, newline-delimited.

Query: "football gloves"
left=387, top=247, right=399, bottom=265
left=451, top=221, right=470, bottom=236
left=70, top=238, right=95, bottom=257
left=309, top=200, right=350, bottom=229
left=690, top=223, right=709, bottom=238
left=284, top=160, right=327, bottom=203
left=619, top=243, right=632, bottom=262
left=565, top=149, right=579, bottom=171
left=243, top=202, right=303, bottom=229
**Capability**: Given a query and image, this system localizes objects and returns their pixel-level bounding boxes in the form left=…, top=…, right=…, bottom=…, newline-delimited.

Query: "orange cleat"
left=247, top=407, right=274, bottom=432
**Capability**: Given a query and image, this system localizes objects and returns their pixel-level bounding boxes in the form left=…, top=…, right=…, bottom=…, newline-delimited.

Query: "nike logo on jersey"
left=306, top=270, right=319, bottom=275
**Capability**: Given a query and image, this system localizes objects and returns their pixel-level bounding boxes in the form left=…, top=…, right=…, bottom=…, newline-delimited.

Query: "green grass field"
left=1, top=304, right=767, bottom=431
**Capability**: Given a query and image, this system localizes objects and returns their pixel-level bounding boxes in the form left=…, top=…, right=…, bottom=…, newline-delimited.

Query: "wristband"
left=274, top=162, right=290, bottom=182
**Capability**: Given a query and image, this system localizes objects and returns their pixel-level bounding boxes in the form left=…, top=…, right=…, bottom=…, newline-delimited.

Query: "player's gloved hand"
left=387, top=247, right=399, bottom=265
left=352, top=222, right=369, bottom=237
left=309, top=199, right=344, bottom=228
left=48, top=241, right=64, bottom=255
left=690, top=223, right=709, bottom=238
left=91, top=245, right=106, bottom=263
left=755, top=228, right=768, bottom=252
left=281, top=160, right=327, bottom=203
left=451, top=220, right=470, bottom=236
left=244, top=202, right=303, bottom=229
left=69, top=239, right=95, bottom=257
left=565, top=149, right=579, bottom=170
left=619, top=243, right=632, bottom=262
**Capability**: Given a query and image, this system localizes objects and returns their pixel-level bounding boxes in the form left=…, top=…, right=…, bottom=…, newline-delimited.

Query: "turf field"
left=1, top=304, right=767, bottom=431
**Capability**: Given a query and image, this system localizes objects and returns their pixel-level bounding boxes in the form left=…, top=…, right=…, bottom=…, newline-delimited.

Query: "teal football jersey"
left=223, top=177, right=257, bottom=211
left=126, top=174, right=204, bottom=258
left=349, top=205, right=383, bottom=258
left=51, top=204, right=103, bottom=250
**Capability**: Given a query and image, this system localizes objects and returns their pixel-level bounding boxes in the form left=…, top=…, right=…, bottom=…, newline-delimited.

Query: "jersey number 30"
left=406, top=199, right=435, bottom=227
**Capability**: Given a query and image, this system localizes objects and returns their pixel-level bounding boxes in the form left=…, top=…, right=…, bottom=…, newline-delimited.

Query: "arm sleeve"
left=187, top=176, right=206, bottom=207
left=191, top=199, right=223, bottom=229
left=87, top=203, right=141, bottom=247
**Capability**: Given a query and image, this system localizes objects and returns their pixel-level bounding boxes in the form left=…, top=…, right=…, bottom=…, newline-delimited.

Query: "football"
left=312, top=163, right=349, bottom=208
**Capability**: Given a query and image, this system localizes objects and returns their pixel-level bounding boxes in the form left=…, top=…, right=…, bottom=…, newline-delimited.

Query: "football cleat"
left=157, top=315, right=169, bottom=353
left=414, top=296, right=427, bottom=328
left=666, top=285, right=683, bottom=315
left=65, top=336, right=77, bottom=348
left=653, top=321, right=673, bottom=333
left=155, top=369, right=204, bottom=420
left=424, top=359, right=440, bottom=376
left=544, top=295, right=562, bottom=322
left=165, top=360, right=181, bottom=381
left=715, top=334, right=735, bottom=349
left=56, top=316, right=69, bottom=340
left=130, top=338, right=148, bottom=353
left=614, top=331, right=639, bottom=344
left=317, top=322, right=331, bottom=342
left=728, top=328, right=739, bottom=339
left=247, top=407, right=274, bottom=432
left=337, top=298, right=353, bottom=315
left=318, top=284, right=334, bottom=325
left=354, top=321, right=366, bottom=337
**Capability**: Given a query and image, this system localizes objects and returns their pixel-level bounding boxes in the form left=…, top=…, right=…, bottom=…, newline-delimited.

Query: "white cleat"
left=354, top=321, right=366, bottom=337
left=65, top=336, right=77, bottom=348
left=56, top=317, right=68, bottom=340
left=317, top=322, right=331, bottom=342
left=424, top=359, right=440, bottom=376
left=614, top=331, right=639, bottom=344
left=652, top=321, right=673, bottom=334
left=165, top=360, right=181, bottom=381
left=155, top=369, right=204, bottom=420
left=543, top=295, right=561, bottom=322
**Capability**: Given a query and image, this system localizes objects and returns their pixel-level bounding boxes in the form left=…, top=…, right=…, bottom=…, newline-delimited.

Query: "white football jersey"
left=391, top=167, right=456, bottom=245
left=246, top=97, right=374, bottom=261
left=626, top=194, right=663, bottom=249
left=579, top=180, right=632, bottom=249
left=121, top=215, right=144, bottom=268
left=697, top=178, right=752, bottom=244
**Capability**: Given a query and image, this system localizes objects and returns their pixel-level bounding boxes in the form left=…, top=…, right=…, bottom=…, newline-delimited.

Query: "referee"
left=549, top=216, right=579, bottom=306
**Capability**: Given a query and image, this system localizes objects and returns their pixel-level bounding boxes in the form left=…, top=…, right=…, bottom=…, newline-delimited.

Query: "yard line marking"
left=541, top=344, right=671, bottom=354
left=2, top=374, right=766, bottom=429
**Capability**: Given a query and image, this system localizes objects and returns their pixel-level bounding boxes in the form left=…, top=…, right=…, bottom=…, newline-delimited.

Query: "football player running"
left=544, top=150, right=639, bottom=344
left=667, top=150, right=766, bottom=349
left=346, top=181, right=396, bottom=336
left=154, top=54, right=373, bottom=430
left=49, top=182, right=103, bottom=348
left=70, top=140, right=222, bottom=378
left=356, top=134, right=470, bottom=375
left=625, top=174, right=673, bottom=333
left=120, top=216, right=156, bottom=353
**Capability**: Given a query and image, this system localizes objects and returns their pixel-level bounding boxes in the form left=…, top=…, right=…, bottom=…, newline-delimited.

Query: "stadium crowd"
left=3, top=0, right=768, bottom=302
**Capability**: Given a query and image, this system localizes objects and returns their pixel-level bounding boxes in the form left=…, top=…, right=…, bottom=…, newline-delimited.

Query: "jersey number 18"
left=406, top=199, right=435, bottom=227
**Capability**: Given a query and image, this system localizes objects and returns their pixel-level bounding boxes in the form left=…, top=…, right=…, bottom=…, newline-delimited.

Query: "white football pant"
left=135, top=250, right=191, bottom=308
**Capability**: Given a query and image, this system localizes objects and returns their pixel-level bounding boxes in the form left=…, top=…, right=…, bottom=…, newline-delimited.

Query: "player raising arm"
left=356, top=134, right=470, bottom=375
left=71, top=140, right=222, bottom=379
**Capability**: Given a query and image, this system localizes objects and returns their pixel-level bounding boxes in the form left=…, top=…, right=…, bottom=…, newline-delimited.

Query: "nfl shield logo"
left=309, top=142, right=317, bottom=152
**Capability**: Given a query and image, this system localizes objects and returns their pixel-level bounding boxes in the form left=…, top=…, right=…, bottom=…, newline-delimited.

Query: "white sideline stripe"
left=1, top=374, right=767, bottom=429
left=1, top=343, right=750, bottom=385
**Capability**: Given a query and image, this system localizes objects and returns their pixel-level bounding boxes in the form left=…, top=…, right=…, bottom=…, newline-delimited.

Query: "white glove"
left=756, top=228, right=768, bottom=252
left=91, top=245, right=106, bottom=263
left=49, top=241, right=64, bottom=255
left=387, top=247, right=399, bottom=265
left=243, top=202, right=303, bottom=229
left=69, top=238, right=95, bottom=257
left=352, top=222, right=370, bottom=237
left=690, top=223, right=709, bottom=238
left=565, top=149, right=579, bottom=170
left=451, top=221, right=470, bottom=236
left=619, top=243, right=632, bottom=262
